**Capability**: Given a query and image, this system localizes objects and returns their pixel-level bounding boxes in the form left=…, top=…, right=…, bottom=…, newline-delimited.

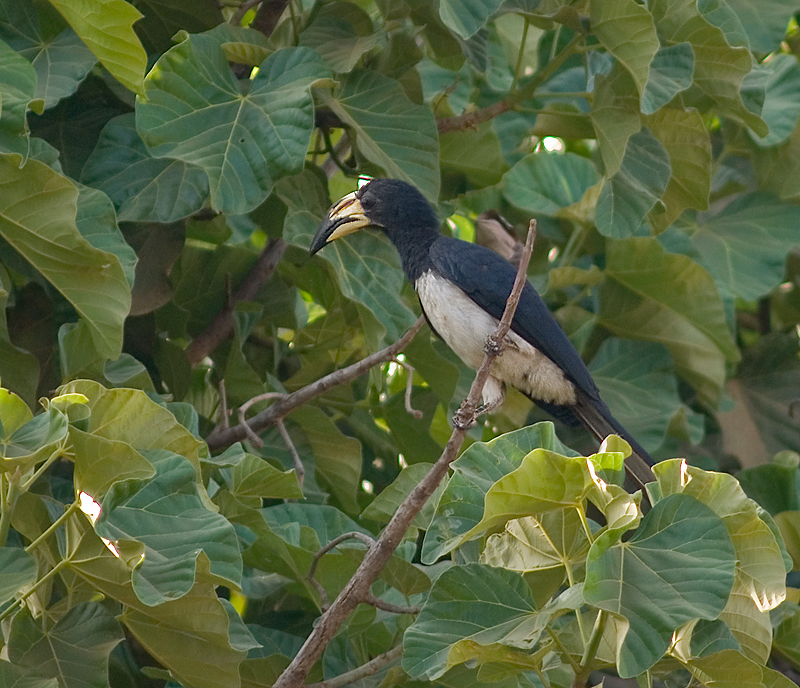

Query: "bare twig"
left=276, top=419, right=304, bottom=488
left=305, top=645, right=403, bottom=688
left=437, top=100, right=512, bottom=134
left=186, top=238, right=286, bottom=366
left=249, top=0, right=291, bottom=35
left=307, top=532, right=378, bottom=610
left=395, top=358, right=423, bottom=419
left=272, top=221, right=537, bottom=688
left=206, top=317, right=427, bottom=451
left=218, top=380, right=229, bottom=430
left=236, top=392, right=283, bottom=447
left=362, top=593, right=420, bottom=615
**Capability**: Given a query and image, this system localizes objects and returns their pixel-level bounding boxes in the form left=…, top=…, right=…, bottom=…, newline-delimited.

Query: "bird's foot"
left=452, top=407, right=478, bottom=430
left=484, top=335, right=504, bottom=357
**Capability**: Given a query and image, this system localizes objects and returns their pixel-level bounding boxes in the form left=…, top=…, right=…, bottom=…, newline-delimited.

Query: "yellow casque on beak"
left=309, top=191, right=373, bottom=255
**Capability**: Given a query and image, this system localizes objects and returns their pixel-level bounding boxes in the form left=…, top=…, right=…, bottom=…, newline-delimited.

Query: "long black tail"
left=571, top=390, right=655, bottom=497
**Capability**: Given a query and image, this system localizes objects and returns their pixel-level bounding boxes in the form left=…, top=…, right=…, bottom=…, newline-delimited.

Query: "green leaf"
left=584, top=493, right=736, bottom=678
left=7, top=602, right=124, bottom=688
left=0, top=156, right=130, bottom=358
left=589, top=338, right=691, bottom=452
left=229, top=452, right=303, bottom=500
left=0, top=0, right=96, bottom=109
left=725, top=0, right=800, bottom=52
left=691, top=193, right=800, bottom=301
left=0, top=38, right=41, bottom=164
left=0, top=547, right=36, bottom=605
left=362, top=462, right=440, bottom=529
left=440, top=122, right=506, bottom=187
left=480, top=509, right=590, bottom=572
left=649, top=0, right=768, bottom=135
left=319, top=69, right=440, bottom=203
left=749, top=54, right=800, bottom=147
left=438, top=0, right=504, bottom=39
left=75, top=183, right=137, bottom=288
left=290, top=406, right=361, bottom=513
left=502, top=152, right=599, bottom=216
left=591, top=62, right=641, bottom=176
left=297, top=2, right=382, bottom=72
left=278, top=169, right=416, bottom=345
left=0, top=386, right=33, bottom=439
left=683, top=648, right=797, bottom=688
left=719, top=334, right=800, bottom=459
left=590, top=0, right=659, bottom=96
left=596, top=127, right=671, bottom=238
left=70, top=427, right=155, bottom=499
left=654, top=459, right=788, bottom=661
left=44, top=0, right=146, bottom=94
left=460, top=449, right=590, bottom=545
left=645, top=107, right=711, bottom=232
left=95, top=449, right=242, bottom=605
left=641, top=43, right=695, bottom=114
left=599, top=237, right=739, bottom=405
left=422, top=423, right=578, bottom=563
left=137, top=39, right=329, bottom=214
left=81, top=113, right=209, bottom=223
left=402, top=563, right=539, bottom=680
left=0, top=277, right=38, bottom=406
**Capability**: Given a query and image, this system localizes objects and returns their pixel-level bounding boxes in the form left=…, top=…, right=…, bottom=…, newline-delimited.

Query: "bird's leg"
left=453, top=377, right=506, bottom=429
left=484, top=333, right=505, bottom=357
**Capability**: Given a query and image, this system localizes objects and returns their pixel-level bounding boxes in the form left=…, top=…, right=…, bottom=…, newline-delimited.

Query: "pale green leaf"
left=0, top=548, right=36, bottom=605
left=422, top=423, right=577, bottom=563
left=362, top=462, right=441, bottom=529
left=0, top=156, right=130, bottom=358
left=591, top=62, right=641, bottom=176
left=298, top=3, right=381, bottom=72
left=45, top=0, right=145, bottom=94
left=137, top=39, right=329, bottom=214
left=590, top=0, right=659, bottom=95
left=584, top=493, right=736, bottom=677
left=0, top=38, right=40, bottom=164
left=96, top=450, right=242, bottom=605
left=725, top=0, right=800, bottom=52
left=229, top=453, right=303, bottom=500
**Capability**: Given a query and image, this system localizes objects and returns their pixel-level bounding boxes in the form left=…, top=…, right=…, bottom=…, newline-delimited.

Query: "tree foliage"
left=0, top=0, right=797, bottom=687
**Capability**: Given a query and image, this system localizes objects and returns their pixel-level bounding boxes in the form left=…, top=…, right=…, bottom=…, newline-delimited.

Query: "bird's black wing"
left=427, top=236, right=602, bottom=403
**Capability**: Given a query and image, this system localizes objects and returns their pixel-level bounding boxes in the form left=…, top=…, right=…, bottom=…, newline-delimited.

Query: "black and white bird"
left=309, top=178, right=655, bottom=493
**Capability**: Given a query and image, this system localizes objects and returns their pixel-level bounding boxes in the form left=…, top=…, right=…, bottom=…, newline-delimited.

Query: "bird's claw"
left=484, top=335, right=504, bottom=356
left=452, top=407, right=477, bottom=430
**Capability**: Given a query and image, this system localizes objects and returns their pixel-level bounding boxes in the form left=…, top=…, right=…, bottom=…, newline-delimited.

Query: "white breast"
left=415, top=271, right=576, bottom=406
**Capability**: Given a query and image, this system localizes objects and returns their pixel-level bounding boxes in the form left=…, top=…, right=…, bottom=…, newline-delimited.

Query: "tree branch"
left=304, top=645, right=403, bottom=688
left=272, top=220, right=537, bottom=688
left=186, top=238, right=286, bottom=366
left=205, top=316, right=427, bottom=451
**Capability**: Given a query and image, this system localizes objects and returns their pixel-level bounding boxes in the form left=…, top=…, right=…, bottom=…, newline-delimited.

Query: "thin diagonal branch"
left=305, top=645, right=403, bottom=688
left=206, top=316, right=427, bottom=451
left=186, top=238, right=286, bottom=366
left=272, top=221, right=537, bottom=688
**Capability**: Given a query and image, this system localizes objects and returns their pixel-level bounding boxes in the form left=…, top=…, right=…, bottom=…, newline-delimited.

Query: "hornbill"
left=309, top=178, right=655, bottom=494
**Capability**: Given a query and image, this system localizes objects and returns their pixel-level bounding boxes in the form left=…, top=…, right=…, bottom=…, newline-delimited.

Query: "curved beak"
left=309, top=191, right=372, bottom=255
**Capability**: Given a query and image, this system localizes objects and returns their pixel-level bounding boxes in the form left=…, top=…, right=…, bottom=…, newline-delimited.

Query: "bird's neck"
left=388, top=225, right=439, bottom=283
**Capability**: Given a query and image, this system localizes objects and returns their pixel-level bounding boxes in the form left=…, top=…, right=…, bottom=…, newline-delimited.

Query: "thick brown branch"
left=272, top=221, right=537, bottom=688
left=205, top=316, right=426, bottom=451
left=186, top=238, right=286, bottom=366
left=248, top=0, right=290, bottom=35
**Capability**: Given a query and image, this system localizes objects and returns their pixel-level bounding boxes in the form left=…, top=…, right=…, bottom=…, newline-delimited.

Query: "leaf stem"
left=0, top=555, right=73, bottom=624
left=0, top=470, right=22, bottom=548
left=24, top=501, right=81, bottom=554
left=22, top=446, right=67, bottom=492
left=574, top=609, right=608, bottom=687
left=511, top=18, right=530, bottom=94
left=547, top=626, right=582, bottom=676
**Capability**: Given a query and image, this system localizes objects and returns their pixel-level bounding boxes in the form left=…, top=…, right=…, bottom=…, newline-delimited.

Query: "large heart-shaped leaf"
left=137, top=38, right=329, bottom=214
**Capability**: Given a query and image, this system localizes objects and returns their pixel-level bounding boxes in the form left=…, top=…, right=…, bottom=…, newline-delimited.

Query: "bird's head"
left=309, top=178, right=439, bottom=255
